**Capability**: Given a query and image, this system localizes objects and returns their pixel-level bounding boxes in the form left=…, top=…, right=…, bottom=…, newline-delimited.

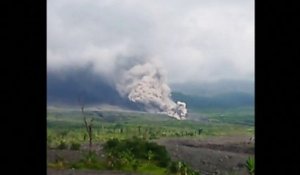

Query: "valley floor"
left=48, top=135, right=254, bottom=175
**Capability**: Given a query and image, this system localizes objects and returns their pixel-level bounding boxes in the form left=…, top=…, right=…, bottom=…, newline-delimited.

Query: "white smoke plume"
left=116, top=62, right=187, bottom=120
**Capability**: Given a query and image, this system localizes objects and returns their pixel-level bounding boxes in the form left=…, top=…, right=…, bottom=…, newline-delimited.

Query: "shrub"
left=73, top=151, right=103, bottom=170
left=167, top=161, right=200, bottom=175
left=103, top=137, right=171, bottom=168
left=59, top=130, right=69, bottom=138
left=104, top=138, right=120, bottom=149
left=57, top=141, right=68, bottom=150
left=70, top=142, right=81, bottom=150
left=131, top=159, right=139, bottom=171
left=147, top=142, right=170, bottom=167
left=48, top=155, right=69, bottom=169
left=168, top=161, right=179, bottom=174
left=198, top=128, right=203, bottom=135
left=105, top=152, right=123, bottom=170
left=245, top=156, right=255, bottom=175
left=70, top=152, right=99, bottom=169
left=149, top=132, right=158, bottom=140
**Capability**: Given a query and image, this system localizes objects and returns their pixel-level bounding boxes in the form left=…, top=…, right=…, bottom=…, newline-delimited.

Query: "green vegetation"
left=47, top=109, right=254, bottom=148
left=56, top=140, right=68, bottom=150
left=49, top=137, right=200, bottom=175
left=71, top=151, right=104, bottom=170
left=103, top=137, right=170, bottom=168
left=167, top=161, right=200, bottom=175
left=47, top=108, right=254, bottom=174
left=48, top=155, right=69, bottom=169
left=70, top=142, right=81, bottom=150
left=191, top=106, right=254, bottom=126
left=245, top=156, right=255, bottom=175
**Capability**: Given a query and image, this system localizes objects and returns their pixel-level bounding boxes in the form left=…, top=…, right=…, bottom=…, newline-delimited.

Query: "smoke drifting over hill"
left=116, top=62, right=187, bottom=119
left=47, top=62, right=188, bottom=119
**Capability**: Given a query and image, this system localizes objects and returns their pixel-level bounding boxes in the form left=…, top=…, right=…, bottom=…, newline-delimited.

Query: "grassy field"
left=189, top=106, right=254, bottom=125
left=47, top=107, right=254, bottom=175
left=47, top=107, right=254, bottom=147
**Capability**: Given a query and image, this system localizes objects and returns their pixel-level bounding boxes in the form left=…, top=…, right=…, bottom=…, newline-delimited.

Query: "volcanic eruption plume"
left=116, top=62, right=187, bottom=120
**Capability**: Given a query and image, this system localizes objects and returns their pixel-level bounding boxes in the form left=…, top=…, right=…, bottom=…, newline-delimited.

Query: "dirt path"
left=157, top=136, right=254, bottom=175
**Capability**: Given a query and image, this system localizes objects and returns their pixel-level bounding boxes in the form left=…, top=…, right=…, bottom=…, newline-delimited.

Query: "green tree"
left=198, top=128, right=203, bottom=135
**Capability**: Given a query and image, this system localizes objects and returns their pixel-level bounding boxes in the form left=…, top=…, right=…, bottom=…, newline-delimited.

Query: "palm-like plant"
left=245, top=156, right=255, bottom=175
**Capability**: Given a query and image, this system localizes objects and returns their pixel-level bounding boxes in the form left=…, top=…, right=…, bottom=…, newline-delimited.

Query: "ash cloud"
left=47, top=61, right=188, bottom=119
left=116, top=62, right=187, bottom=119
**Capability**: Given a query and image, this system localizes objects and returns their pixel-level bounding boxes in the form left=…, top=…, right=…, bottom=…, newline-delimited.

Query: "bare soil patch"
left=157, top=136, right=254, bottom=175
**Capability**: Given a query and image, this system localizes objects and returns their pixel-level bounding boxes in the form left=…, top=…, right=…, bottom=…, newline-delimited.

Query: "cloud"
left=47, top=0, right=254, bottom=84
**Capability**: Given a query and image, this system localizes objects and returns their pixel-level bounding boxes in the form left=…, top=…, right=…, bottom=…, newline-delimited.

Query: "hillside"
left=172, top=92, right=254, bottom=110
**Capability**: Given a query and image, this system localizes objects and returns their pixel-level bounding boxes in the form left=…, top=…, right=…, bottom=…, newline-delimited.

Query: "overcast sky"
left=47, top=0, right=254, bottom=84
